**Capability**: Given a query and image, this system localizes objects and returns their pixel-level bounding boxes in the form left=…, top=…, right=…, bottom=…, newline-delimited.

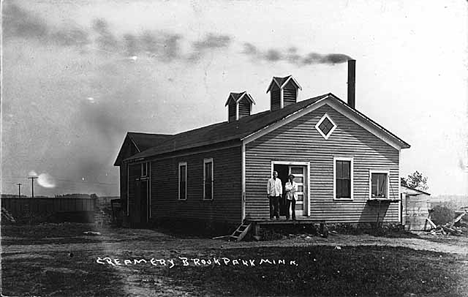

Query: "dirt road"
left=3, top=227, right=468, bottom=257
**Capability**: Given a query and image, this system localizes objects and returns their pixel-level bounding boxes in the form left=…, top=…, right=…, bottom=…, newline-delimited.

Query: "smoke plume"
left=243, top=43, right=352, bottom=65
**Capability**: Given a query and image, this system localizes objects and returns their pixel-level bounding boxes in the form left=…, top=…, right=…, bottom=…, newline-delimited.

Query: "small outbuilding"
left=400, top=185, right=431, bottom=230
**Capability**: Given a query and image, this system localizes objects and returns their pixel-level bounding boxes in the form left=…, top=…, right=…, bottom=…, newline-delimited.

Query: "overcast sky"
left=2, top=0, right=467, bottom=197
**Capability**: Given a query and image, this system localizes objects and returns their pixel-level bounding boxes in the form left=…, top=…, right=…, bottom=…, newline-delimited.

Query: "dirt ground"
left=4, top=227, right=468, bottom=255
left=2, top=225, right=468, bottom=296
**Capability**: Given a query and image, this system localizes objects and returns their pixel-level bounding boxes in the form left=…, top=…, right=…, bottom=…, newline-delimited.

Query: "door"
left=273, top=163, right=308, bottom=217
left=138, top=179, right=149, bottom=225
left=289, top=166, right=307, bottom=216
left=130, top=179, right=149, bottom=226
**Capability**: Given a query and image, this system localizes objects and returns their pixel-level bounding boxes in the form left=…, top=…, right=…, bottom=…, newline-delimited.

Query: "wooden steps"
left=230, top=223, right=252, bottom=241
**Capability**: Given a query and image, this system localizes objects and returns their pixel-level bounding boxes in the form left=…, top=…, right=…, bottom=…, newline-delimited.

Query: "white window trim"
left=369, top=170, right=390, bottom=200
left=315, top=113, right=337, bottom=140
left=126, top=164, right=130, bottom=216
left=333, top=157, right=354, bottom=200
left=178, top=162, right=187, bottom=200
left=203, top=158, right=214, bottom=200
left=141, top=162, right=149, bottom=177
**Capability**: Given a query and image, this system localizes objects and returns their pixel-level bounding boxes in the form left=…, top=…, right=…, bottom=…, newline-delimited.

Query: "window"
left=370, top=171, right=389, bottom=199
left=141, top=162, right=148, bottom=177
left=315, top=114, right=337, bottom=139
left=203, top=158, right=214, bottom=200
left=334, top=158, right=353, bottom=199
left=178, top=162, right=187, bottom=200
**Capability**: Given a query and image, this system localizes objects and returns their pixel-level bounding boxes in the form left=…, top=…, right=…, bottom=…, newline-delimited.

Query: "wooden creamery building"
left=114, top=60, right=410, bottom=228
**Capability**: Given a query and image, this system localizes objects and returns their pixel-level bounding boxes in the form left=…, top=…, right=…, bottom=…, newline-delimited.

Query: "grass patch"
left=1, top=223, right=106, bottom=245
left=166, top=246, right=468, bottom=296
left=2, top=250, right=126, bottom=296
left=256, top=223, right=419, bottom=242
left=2, top=222, right=98, bottom=238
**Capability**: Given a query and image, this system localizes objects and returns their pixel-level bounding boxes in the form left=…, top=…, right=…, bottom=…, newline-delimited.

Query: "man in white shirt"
left=267, top=171, right=282, bottom=220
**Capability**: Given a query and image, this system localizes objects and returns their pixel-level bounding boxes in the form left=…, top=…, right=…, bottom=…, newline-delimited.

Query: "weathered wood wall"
left=245, top=104, right=400, bottom=223
left=148, top=145, right=242, bottom=225
left=2, top=198, right=96, bottom=218
left=403, top=194, right=429, bottom=230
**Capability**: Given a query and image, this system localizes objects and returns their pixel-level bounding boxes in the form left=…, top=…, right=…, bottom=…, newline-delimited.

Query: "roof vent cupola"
left=225, top=92, right=256, bottom=122
left=266, top=75, right=302, bottom=111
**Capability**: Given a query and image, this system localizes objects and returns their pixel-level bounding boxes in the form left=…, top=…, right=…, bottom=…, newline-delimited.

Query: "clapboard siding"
left=283, top=82, right=297, bottom=107
left=150, top=145, right=242, bottom=224
left=127, top=163, right=141, bottom=215
left=270, top=84, right=281, bottom=111
left=245, top=104, right=400, bottom=223
left=118, top=140, right=138, bottom=208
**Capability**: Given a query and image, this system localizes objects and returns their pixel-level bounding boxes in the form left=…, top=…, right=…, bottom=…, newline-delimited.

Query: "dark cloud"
left=4, top=3, right=90, bottom=48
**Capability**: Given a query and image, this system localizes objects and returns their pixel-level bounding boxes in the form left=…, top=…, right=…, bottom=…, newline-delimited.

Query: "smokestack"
left=347, top=59, right=356, bottom=109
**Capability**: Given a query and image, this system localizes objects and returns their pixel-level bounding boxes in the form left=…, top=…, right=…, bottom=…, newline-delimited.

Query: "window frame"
left=203, top=158, right=214, bottom=200
left=141, top=162, right=148, bottom=178
left=178, top=162, right=187, bottom=201
left=369, top=170, right=390, bottom=200
left=333, top=157, right=354, bottom=200
left=315, top=113, right=337, bottom=140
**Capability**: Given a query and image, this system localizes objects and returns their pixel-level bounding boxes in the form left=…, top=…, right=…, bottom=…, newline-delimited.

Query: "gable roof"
left=224, top=92, right=256, bottom=106
left=125, top=93, right=410, bottom=162
left=114, top=132, right=172, bottom=166
left=127, top=132, right=173, bottom=151
left=266, top=75, right=303, bottom=93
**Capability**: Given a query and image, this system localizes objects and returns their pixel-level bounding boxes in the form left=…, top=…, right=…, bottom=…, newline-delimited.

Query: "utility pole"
left=28, top=176, right=38, bottom=198
left=17, top=183, right=22, bottom=198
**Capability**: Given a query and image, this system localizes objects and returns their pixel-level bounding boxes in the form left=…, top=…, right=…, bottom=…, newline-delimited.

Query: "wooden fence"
left=1, top=198, right=96, bottom=221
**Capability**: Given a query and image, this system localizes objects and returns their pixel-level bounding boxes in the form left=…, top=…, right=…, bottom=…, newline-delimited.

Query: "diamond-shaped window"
left=315, top=114, right=337, bottom=139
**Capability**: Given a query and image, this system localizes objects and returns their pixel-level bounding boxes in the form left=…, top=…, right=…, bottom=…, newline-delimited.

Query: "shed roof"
left=401, top=185, right=431, bottom=196
left=124, top=93, right=410, bottom=162
left=114, top=132, right=172, bottom=165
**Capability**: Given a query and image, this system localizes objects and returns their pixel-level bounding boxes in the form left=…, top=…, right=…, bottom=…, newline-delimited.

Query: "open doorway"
left=273, top=163, right=308, bottom=217
left=273, top=164, right=289, bottom=216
